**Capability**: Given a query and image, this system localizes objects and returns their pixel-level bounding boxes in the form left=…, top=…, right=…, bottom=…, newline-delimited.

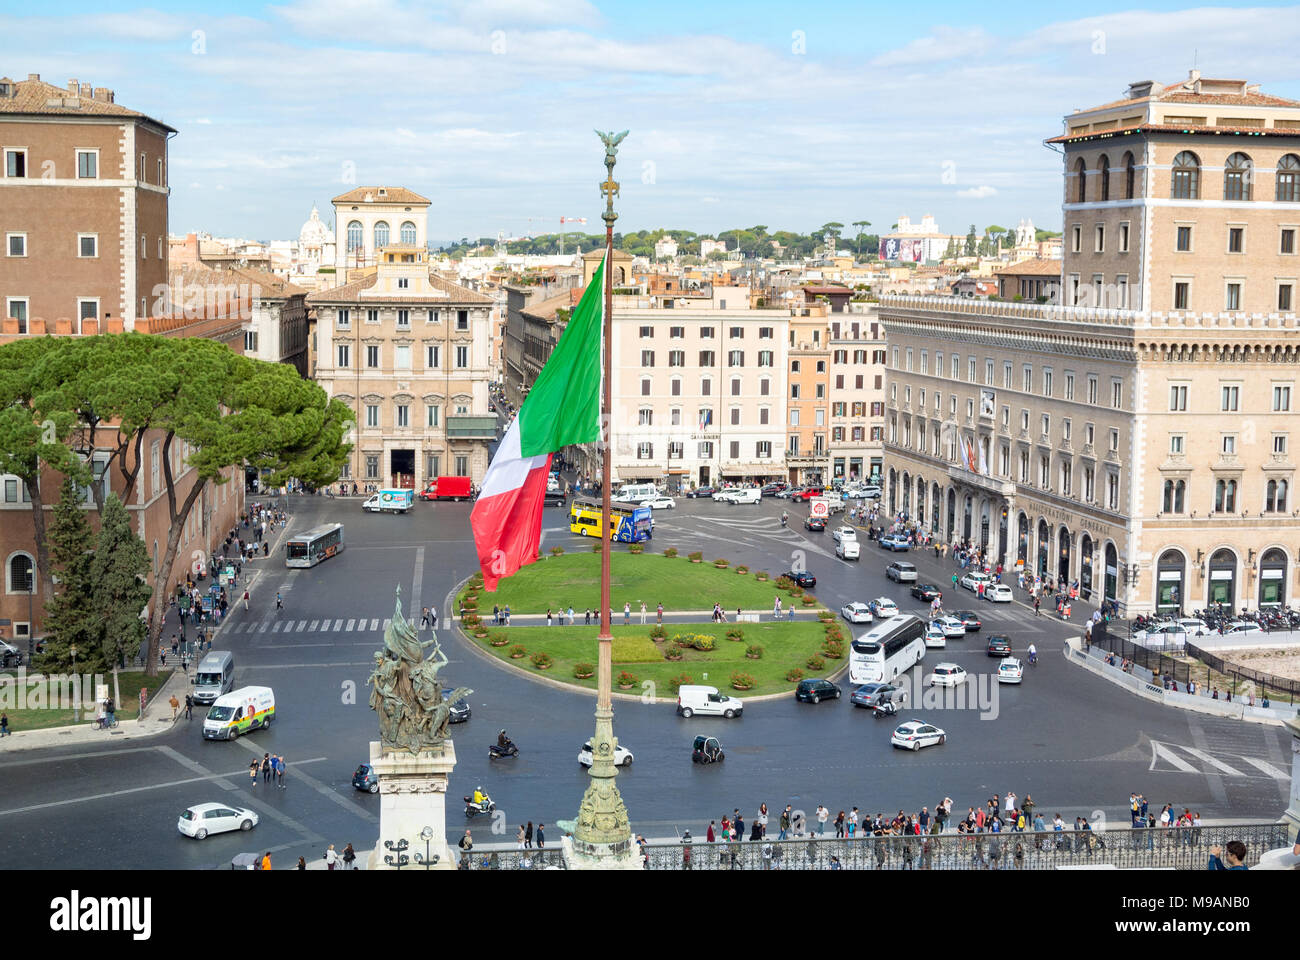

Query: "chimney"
left=67, top=78, right=78, bottom=93
left=80, top=83, right=92, bottom=98
left=92, top=87, right=109, bottom=102
left=27, top=73, right=40, bottom=82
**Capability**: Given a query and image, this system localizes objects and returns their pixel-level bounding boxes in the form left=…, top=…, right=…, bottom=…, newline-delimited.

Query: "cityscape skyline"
left=3, top=1, right=1299, bottom=241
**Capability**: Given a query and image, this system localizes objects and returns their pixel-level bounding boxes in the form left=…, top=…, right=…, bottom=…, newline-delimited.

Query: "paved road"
left=0, top=493, right=1289, bottom=868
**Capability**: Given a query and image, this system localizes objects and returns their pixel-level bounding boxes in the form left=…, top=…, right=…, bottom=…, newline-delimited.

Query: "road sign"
left=810, top=500, right=829, bottom=518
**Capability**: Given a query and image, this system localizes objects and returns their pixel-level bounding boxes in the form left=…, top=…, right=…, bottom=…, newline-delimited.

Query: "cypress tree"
left=38, top=476, right=99, bottom=673
left=89, top=494, right=153, bottom=670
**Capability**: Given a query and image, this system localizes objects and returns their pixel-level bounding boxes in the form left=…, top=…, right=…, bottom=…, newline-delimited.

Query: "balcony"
left=445, top=415, right=498, bottom=440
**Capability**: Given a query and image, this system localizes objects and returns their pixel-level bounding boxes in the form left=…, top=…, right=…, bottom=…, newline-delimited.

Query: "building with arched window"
left=882, top=71, right=1300, bottom=615
left=332, top=186, right=430, bottom=276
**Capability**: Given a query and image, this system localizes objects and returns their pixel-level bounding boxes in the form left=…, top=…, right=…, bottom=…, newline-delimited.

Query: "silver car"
left=886, top=561, right=918, bottom=583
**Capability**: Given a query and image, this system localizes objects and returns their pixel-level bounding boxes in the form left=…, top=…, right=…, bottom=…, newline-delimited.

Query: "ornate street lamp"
left=382, top=837, right=409, bottom=869
left=414, top=825, right=440, bottom=870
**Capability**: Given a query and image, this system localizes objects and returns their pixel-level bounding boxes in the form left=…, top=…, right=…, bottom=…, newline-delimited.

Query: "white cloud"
left=957, top=186, right=998, bottom=199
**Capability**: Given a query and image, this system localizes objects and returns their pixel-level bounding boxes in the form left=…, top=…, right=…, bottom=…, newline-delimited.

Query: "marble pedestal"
left=560, top=833, right=643, bottom=870
left=366, top=739, right=457, bottom=871
left=1281, top=716, right=1300, bottom=845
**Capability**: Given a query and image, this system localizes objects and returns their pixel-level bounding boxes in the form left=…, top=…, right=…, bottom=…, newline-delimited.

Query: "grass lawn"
left=459, top=551, right=797, bottom=615
left=469, top=621, right=841, bottom=698
left=0, top=670, right=170, bottom=732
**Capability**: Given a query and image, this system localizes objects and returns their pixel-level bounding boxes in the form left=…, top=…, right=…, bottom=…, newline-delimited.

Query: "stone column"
left=366, top=740, right=457, bottom=871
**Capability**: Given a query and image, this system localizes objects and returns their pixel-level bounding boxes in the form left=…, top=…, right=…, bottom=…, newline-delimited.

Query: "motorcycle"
left=872, top=700, right=900, bottom=719
left=464, top=792, right=496, bottom=818
left=489, top=739, right=519, bottom=760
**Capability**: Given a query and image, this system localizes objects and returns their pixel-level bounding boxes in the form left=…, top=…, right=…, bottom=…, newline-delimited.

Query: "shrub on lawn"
left=488, top=631, right=510, bottom=647
left=730, top=672, right=755, bottom=691
left=461, top=613, right=481, bottom=628
left=461, top=597, right=478, bottom=610
left=822, top=639, right=844, bottom=659
left=785, top=668, right=804, bottom=682
left=649, top=624, right=667, bottom=639
left=687, top=551, right=703, bottom=563
left=629, top=543, right=644, bottom=554
left=664, top=546, right=679, bottom=557
left=668, top=673, right=694, bottom=693
left=672, top=632, right=715, bottom=651
left=573, top=661, right=594, bottom=679
left=788, top=585, right=804, bottom=598
left=591, top=541, right=603, bottom=552
left=509, top=645, right=527, bottom=659
left=713, top=558, right=729, bottom=568
left=755, top=571, right=769, bottom=581
left=531, top=651, right=554, bottom=670
left=806, top=655, right=825, bottom=671
left=725, top=626, right=744, bottom=641
left=664, top=645, right=684, bottom=661
left=774, top=576, right=793, bottom=590
left=550, top=545, right=565, bottom=557
left=616, top=671, right=638, bottom=688
left=800, top=593, right=818, bottom=606
left=735, top=564, right=749, bottom=575
left=745, top=645, right=764, bottom=659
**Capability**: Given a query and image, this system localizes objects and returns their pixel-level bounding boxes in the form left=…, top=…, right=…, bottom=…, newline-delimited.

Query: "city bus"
left=284, top=523, right=345, bottom=568
left=568, top=499, right=653, bottom=543
left=849, top=614, right=926, bottom=684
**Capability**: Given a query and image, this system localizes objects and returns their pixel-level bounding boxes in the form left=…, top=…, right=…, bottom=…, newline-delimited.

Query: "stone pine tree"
left=88, top=493, right=151, bottom=671
left=38, top=476, right=100, bottom=674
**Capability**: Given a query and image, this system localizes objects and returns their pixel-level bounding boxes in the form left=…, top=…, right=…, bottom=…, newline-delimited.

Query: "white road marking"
left=1176, top=745, right=1246, bottom=777
left=370, top=619, right=379, bottom=631
left=0, top=756, right=327, bottom=817
left=1150, top=741, right=1198, bottom=773
left=308, top=620, right=320, bottom=632
left=230, top=740, right=379, bottom=825
left=1239, top=756, right=1290, bottom=780
left=272, top=621, right=282, bottom=633
left=296, top=620, right=306, bottom=632
left=346, top=619, right=356, bottom=631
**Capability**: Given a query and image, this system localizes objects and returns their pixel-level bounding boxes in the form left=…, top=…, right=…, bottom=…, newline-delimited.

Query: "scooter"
left=489, top=739, right=519, bottom=760
left=464, top=792, right=496, bottom=818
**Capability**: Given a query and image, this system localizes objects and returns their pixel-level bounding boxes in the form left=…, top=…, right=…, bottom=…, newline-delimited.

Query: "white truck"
left=363, top=489, right=414, bottom=513
left=810, top=494, right=844, bottom=517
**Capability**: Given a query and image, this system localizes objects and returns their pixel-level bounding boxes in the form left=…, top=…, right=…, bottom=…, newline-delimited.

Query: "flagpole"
left=563, top=130, right=634, bottom=866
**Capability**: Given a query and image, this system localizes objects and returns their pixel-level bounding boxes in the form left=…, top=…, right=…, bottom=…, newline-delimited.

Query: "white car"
left=640, top=496, right=676, bottom=510
left=835, top=539, right=861, bottom=561
left=840, top=602, right=874, bottom=624
left=929, top=663, right=968, bottom=687
left=831, top=526, right=858, bottom=544
left=960, top=571, right=993, bottom=592
left=931, top=616, right=967, bottom=638
left=711, top=488, right=737, bottom=501
left=997, top=658, right=1024, bottom=684
left=578, top=738, right=634, bottom=767
left=891, top=720, right=947, bottom=751
left=1222, top=620, right=1263, bottom=635
left=985, top=583, right=1014, bottom=603
left=177, top=803, right=259, bottom=840
left=924, top=623, right=947, bottom=648
left=870, top=597, right=900, bottom=619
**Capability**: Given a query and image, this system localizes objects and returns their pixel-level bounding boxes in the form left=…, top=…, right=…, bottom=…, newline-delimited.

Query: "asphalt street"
left=0, top=493, right=1291, bottom=868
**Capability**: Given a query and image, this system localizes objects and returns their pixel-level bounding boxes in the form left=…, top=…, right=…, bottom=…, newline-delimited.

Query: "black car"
left=910, top=583, right=942, bottom=602
left=795, top=678, right=841, bottom=704
left=687, top=486, right=717, bottom=499
left=804, top=516, right=826, bottom=532
left=954, top=610, right=983, bottom=631
left=543, top=489, right=567, bottom=507
left=986, top=634, right=1012, bottom=657
left=761, top=482, right=789, bottom=495
left=783, top=570, right=816, bottom=588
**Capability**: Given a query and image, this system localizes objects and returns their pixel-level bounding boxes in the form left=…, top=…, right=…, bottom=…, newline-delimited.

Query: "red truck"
left=417, top=476, right=473, bottom=501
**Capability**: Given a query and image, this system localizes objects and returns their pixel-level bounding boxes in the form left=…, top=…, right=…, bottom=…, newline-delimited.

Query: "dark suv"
left=986, top=635, right=1012, bottom=657
left=795, top=678, right=841, bottom=704
left=804, top=516, right=826, bottom=532
left=783, top=570, right=816, bottom=588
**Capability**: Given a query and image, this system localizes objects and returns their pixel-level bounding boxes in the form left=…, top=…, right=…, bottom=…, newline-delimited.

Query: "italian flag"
left=471, top=255, right=605, bottom=590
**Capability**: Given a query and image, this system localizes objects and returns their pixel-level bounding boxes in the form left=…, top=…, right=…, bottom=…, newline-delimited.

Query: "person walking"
left=536, top=824, right=545, bottom=848
left=816, top=804, right=829, bottom=835
left=0, top=711, right=9, bottom=736
left=525, top=821, right=534, bottom=849
left=325, top=844, right=338, bottom=871
left=343, top=843, right=356, bottom=870
left=262, top=753, right=272, bottom=783
left=421, top=607, right=431, bottom=628
left=546, top=608, right=553, bottom=627
left=248, top=760, right=259, bottom=788
left=656, top=602, right=663, bottom=625
left=623, top=603, right=631, bottom=626
left=168, top=693, right=180, bottom=721
left=517, top=825, right=527, bottom=850
left=275, top=754, right=286, bottom=788
left=296, top=857, right=306, bottom=870
left=184, top=693, right=194, bottom=720
left=779, top=805, right=792, bottom=840
left=260, top=852, right=271, bottom=871
left=458, top=830, right=474, bottom=855
left=639, top=601, right=647, bottom=625
left=567, top=605, right=575, bottom=626
left=243, top=588, right=250, bottom=611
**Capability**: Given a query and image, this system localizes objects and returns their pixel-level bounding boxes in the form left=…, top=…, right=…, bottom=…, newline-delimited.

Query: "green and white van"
left=203, top=686, right=276, bottom=741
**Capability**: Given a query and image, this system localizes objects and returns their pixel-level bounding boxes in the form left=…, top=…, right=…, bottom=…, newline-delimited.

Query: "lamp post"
left=564, top=130, right=635, bottom=866
left=70, top=644, right=79, bottom=722
left=382, top=837, right=409, bottom=869
left=413, top=825, right=440, bottom=870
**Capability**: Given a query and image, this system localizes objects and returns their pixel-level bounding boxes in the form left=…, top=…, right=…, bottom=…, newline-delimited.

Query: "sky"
left=3, top=1, right=1299, bottom=244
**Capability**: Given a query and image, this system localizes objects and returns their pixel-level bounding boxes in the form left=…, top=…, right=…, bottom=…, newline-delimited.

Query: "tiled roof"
left=1046, top=122, right=1300, bottom=144
left=995, top=258, right=1062, bottom=277
left=0, top=75, right=175, bottom=132
left=307, top=271, right=493, bottom=305
left=521, top=291, right=574, bottom=321
left=331, top=186, right=430, bottom=205
left=1076, top=79, right=1300, bottom=115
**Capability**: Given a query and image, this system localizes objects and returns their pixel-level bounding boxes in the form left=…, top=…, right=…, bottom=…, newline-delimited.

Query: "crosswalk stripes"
left=308, top=620, right=320, bottom=632
left=346, top=619, right=356, bottom=631
left=226, top=615, right=407, bottom=636
left=272, top=621, right=282, bottom=633
left=1148, top=740, right=1286, bottom=780
left=296, top=620, right=306, bottom=632
left=370, top=619, right=379, bottom=631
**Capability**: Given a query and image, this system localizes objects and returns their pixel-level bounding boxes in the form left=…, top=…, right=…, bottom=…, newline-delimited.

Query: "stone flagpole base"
left=366, top=739, right=457, bottom=871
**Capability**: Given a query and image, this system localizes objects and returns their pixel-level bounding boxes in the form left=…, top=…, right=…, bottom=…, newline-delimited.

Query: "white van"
left=193, top=650, right=235, bottom=705
left=615, top=483, right=658, bottom=503
left=203, top=686, right=276, bottom=741
left=722, top=487, right=761, bottom=505
left=836, top=538, right=861, bottom=561
left=676, top=684, right=744, bottom=719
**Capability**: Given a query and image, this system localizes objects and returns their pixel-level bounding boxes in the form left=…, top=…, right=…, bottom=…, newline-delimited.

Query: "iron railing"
left=1186, top=641, right=1300, bottom=704
left=640, top=823, right=1289, bottom=871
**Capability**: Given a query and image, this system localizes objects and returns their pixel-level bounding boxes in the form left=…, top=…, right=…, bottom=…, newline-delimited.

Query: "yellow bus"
left=568, top=499, right=653, bottom=542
